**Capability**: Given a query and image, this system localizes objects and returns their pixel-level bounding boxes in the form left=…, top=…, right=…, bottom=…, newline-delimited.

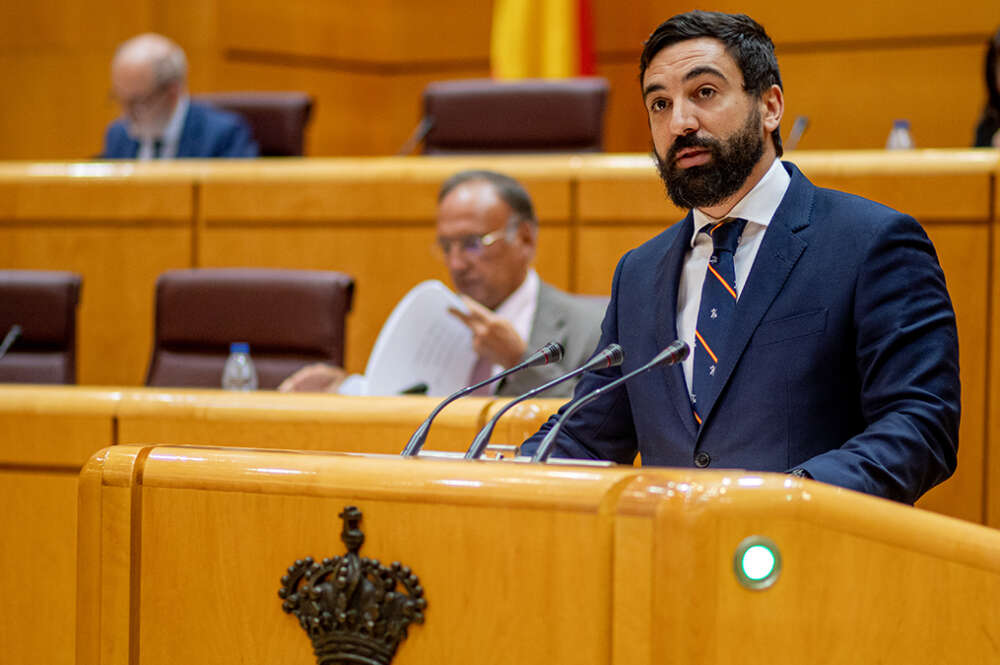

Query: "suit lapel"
left=694, top=165, right=813, bottom=430
left=527, top=282, right=566, bottom=349
left=176, top=104, right=199, bottom=158
left=655, top=214, right=700, bottom=439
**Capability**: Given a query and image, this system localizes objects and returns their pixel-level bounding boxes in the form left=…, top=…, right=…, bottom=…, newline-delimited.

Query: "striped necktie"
left=691, top=217, right=747, bottom=426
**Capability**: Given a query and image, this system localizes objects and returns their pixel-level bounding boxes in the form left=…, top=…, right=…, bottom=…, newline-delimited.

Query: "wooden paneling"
left=618, top=472, right=1000, bottom=664
left=219, top=0, right=490, bottom=64
left=0, top=167, right=194, bottom=385
left=77, top=446, right=1000, bottom=665
left=115, top=390, right=491, bottom=454
left=0, top=384, right=119, bottom=665
left=0, top=471, right=80, bottom=665
left=3, top=1, right=997, bottom=159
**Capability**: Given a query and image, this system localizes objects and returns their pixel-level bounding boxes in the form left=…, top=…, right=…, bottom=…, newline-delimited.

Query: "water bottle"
left=221, top=342, right=258, bottom=391
left=885, top=119, right=915, bottom=150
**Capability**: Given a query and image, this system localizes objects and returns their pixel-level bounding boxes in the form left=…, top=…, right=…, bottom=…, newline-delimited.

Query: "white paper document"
left=345, top=280, right=479, bottom=396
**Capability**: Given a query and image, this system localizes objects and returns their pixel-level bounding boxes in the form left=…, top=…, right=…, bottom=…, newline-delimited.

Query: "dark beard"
left=653, top=107, right=765, bottom=210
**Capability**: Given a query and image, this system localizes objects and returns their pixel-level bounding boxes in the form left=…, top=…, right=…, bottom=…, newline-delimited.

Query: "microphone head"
left=605, top=343, right=624, bottom=367
left=537, top=341, right=565, bottom=365
left=651, top=340, right=689, bottom=367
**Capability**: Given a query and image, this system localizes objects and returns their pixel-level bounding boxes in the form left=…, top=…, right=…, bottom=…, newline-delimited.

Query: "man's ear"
left=761, top=84, right=784, bottom=134
left=515, top=219, right=536, bottom=244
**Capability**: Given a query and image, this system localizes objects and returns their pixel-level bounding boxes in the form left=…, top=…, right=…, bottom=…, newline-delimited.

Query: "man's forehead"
left=436, top=181, right=510, bottom=231
left=642, top=37, right=741, bottom=92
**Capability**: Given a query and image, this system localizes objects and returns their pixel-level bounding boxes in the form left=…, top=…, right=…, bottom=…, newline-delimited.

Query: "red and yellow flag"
left=490, top=0, right=595, bottom=79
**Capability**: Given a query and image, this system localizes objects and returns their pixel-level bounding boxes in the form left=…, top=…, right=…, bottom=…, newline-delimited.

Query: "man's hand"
left=448, top=295, right=527, bottom=369
left=277, top=363, right=347, bottom=393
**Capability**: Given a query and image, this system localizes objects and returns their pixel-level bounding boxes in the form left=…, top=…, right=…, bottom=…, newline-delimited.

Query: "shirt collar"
left=162, top=95, right=189, bottom=145
left=689, top=158, right=790, bottom=247
left=494, top=268, right=539, bottom=339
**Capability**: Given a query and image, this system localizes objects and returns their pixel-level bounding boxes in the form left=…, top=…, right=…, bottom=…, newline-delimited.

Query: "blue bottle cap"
left=230, top=342, right=250, bottom=353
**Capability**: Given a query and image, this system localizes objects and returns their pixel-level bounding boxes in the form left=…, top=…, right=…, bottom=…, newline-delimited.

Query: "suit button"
left=694, top=451, right=711, bottom=468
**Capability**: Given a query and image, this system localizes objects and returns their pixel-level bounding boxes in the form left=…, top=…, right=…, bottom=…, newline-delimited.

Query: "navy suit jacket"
left=100, top=101, right=258, bottom=159
left=522, top=162, right=960, bottom=504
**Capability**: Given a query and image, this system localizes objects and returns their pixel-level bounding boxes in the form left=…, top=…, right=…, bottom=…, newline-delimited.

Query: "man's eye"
left=697, top=87, right=716, bottom=99
left=650, top=99, right=667, bottom=112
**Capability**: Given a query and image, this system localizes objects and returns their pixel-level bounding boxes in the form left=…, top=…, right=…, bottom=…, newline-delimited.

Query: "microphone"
left=785, top=115, right=810, bottom=151
left=531, top=340, right=690, bottom=463
left=0, top=324, right=22, bottom=362
left=400, top=341, right=565, bottom=457
left=464, top=343, right=624, bottom=460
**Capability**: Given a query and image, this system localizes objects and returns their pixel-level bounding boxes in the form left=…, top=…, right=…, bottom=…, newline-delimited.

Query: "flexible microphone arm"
left=531, top=340, right=690, bottom=463
left=400, top=341, right=564, bottom=457
left=464, top=344, right=624, bottom=460
left=0, top=324, right=22, bottom=362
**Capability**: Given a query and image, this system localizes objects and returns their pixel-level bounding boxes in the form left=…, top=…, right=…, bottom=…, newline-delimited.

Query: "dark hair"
left=639, top=11, right=783, bottom=156
left=975, top=28, right=1000, bottom=146
left=437, top=170, right=537, bottom=226
left=987, top=29, right=1000, bottom=109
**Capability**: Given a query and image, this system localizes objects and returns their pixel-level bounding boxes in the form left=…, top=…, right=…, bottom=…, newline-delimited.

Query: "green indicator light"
left=741, top=545, right=776, bottom=580
left=733, top=535, right=782, bottom=590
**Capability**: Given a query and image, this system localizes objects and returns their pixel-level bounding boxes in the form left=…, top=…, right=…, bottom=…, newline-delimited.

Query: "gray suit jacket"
left=497, top=282, right=606, bottom=399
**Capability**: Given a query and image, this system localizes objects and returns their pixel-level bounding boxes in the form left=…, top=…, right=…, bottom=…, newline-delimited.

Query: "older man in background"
left=280, top=170, right=606, bottom=398
left=101, top=33, right=257, bottom=159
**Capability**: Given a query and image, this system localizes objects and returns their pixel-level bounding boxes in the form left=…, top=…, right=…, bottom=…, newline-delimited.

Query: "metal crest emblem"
left=279, top=506, right=427, bottom=665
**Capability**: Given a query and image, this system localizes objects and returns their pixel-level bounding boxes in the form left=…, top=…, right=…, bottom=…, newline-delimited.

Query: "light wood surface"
left=77, top=445, right=1000, bottom=665
left=0, top=384, right=119, bottom=665
left=1, top=471, right=80, bottom=665
left=614, top=471, right=1000, bottom=664
left=2, top=1, right=997, bottom=159
left=116, top=389, right=491, bottom=454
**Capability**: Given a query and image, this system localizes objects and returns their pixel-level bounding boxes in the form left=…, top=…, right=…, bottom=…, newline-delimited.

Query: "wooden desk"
left=0, top=151, right=995, bottom=525
left=77, top=445, right=1000, bottom=665
left=0, top=385, right=119, bottom=665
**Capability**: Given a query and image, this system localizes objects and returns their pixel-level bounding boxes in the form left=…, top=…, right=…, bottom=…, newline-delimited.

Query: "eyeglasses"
left=433, top=221, right=518, bottom=260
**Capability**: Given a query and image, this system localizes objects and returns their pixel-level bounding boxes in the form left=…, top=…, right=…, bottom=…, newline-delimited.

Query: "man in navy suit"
left=101, top=33, right=257, bottom=159
left=522, top=11, right=959, bottom=505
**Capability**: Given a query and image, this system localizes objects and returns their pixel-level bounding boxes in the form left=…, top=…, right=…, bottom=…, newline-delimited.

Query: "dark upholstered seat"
left=192, top=92, right=314, bottom=156
left=420, top=77, right=609, bottom=154
left=0, top=270, right=82, bottom=384
left=145, top=268, right=354, bottom=389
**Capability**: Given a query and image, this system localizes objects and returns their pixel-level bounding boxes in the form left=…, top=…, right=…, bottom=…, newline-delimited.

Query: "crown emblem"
left=279, top=506, right=427, bottom=665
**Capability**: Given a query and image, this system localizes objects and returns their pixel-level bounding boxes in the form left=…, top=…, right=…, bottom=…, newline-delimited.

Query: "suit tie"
left=691, top=217, right=747, bottom=426
left=152, top=139, right=164, bottom=159
left=468, top=355, right=494, bottom=396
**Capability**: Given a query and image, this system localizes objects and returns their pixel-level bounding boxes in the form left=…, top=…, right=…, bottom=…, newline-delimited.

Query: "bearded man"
left=101, top=33, right=258, bottom=159
left=521, top=10, right=960, bottom=505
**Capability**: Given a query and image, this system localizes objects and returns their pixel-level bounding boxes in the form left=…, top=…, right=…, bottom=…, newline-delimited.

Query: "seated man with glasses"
left=101, top=33, right=258, bottom=159
left=279, top=169, right=606, bottom=397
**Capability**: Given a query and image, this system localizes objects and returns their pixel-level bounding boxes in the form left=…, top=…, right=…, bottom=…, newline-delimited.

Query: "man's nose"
left=444, top=244, right=471, bottom=270
left=669, top=100, right=699, bottom=136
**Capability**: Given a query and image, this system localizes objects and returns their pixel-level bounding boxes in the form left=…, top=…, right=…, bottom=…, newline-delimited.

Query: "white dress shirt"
left=676, top=158, right=791, bottom=399
left=135, top=96, right=189, bottom=160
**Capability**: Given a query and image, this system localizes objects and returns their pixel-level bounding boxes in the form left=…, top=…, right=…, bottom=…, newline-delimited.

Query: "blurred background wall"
left=1, top=0, right=997, bottom=160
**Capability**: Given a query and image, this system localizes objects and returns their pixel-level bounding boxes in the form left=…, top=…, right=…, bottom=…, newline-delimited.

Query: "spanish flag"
left=490, top=0, right=596, bottom=79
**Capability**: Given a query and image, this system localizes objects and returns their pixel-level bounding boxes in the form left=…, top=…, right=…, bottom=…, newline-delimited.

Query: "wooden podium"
left=77, top=445, right=1000, bottom=665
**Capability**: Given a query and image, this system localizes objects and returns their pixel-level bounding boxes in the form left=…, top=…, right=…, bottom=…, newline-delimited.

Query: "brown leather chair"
left=192, top=92, right=314, bottom=156
left=145, top=268, right=354, bottom=389
left=419, top=78, right=609, bottom=154
left=0, top=270, right=82, bottom=384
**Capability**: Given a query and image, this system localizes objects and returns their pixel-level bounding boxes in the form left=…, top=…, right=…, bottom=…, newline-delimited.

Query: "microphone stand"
left=532, top=340, right=689, bottom=463
left=0, top=324, right=22, bottom=362
left=464, top=344, right=623, bottom=460
left=400, top=341, right=564, bottom=457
